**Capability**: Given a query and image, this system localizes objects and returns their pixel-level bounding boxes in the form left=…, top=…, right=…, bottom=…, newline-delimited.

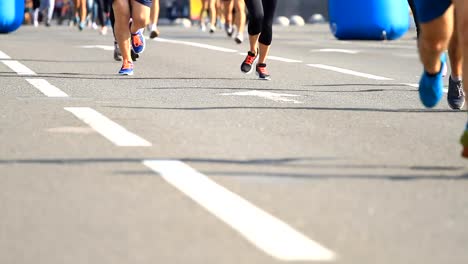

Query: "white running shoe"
left=234, top=33, right=243, bottom=44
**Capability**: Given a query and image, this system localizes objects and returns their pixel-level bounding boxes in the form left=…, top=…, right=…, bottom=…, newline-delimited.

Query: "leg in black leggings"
left=245, top=0, right=277, bottom=46
left=242, top=0, right=277, bottom=79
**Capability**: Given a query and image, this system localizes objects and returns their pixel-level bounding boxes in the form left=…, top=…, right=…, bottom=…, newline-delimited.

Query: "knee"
left=250, top=10, right=264, bottom=25
left=420, top=32, right=449, bottom=53
left=132, top=14, right=149, bottom=28
left=112, top=0, right=128, bottom=13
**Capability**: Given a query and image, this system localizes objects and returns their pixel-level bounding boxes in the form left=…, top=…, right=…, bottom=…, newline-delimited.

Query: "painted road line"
left=312, top=49, right=360, bottom=54
left=1, top=60, right=36, bottom=75
left=402, top=83, right=448, bottom=93
left=267, top=56, right=302, bottom=63
left=237, top=52, right=302, bottom=63
left=64, top=107, right=152, bottom=147
left=154, top=38, right=238, bottom=53
left=222, top=90, right=303, bottom=104
left=307, top=64, right=392, bottom=81
left=143, top=160, right=336, bottom=262
left=0, top=50, right=11, bottom=59
left=80, top=45, right=114, bottom=51
left=25, top=79, right=69, bottom=97
left=403, top=83, right=418, bottom=88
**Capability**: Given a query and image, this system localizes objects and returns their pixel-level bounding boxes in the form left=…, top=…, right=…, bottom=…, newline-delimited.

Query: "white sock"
left=451, top=75, right=462, bottom=82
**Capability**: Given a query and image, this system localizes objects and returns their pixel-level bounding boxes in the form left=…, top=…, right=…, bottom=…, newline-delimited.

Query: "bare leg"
left=112, top=0, right=131, bottom=62
left=449, top=10, right=463, bottom=78
left=224, top=0, right=233, bottom=27
left=209, top=0, right=216, bottom=28
left=234, top=0, right=245, bottom=34
left=149, top=0, right=159, bottom=27
left=258, top=42, right=270, bottom=64
left=130, top=0, right=150, bottom=33
left=418, top=6, right=454, bottom=74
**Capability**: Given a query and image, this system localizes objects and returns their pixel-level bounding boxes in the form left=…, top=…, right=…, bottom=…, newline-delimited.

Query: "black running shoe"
left=447, top=76, right=465, bottom=110
left=150, top=29, right=160, bottom=39
left=225, top=24, right=233, bottom=37
left=131, top=49, right=139, bottom=62
left=241, top=51, right=258, bottom=74
left=113, top=42, right=122, bottom=61
left=256, top=63, right=271, bottom=80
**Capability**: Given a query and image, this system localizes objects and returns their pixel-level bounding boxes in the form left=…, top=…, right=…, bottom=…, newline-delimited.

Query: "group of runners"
left=32, top=0, right=468, bottom=158
left=109, top=0, right=468, bottom=158
left=110, top=0, right=276, bottom=81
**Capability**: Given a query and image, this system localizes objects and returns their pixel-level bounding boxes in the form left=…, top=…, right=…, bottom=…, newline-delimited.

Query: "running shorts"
left=413, top=0, right=452, bottom=23
left=134, top=0, right=152, bottom=7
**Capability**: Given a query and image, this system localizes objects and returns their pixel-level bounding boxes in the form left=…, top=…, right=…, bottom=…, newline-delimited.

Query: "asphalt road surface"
left=1, top=23, right=467, bottom=264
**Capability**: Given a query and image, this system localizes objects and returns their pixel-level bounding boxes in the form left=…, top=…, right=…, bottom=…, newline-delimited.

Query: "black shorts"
left=134, top=0, right=152, bottom=7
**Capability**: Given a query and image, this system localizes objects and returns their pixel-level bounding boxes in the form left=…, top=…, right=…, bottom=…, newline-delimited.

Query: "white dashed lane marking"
left=1, top=60, right=36, bottom=75
left=307, top=64, right=393, bottom=81
left=65, top=107, right=152, bottom=147
left=143, top=160, right=337, bottom=262
left=25, top=79, right=69, bottom=97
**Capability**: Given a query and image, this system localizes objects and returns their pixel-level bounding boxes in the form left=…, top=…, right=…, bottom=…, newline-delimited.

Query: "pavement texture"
left=0, top=23, right=467, bottom=264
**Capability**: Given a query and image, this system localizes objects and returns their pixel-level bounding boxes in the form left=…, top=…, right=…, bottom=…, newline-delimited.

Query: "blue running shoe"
left=118, top=60, right=134, bottom=75
left=418, top=53, right=446, bottom=108
left=131, top=29, right=145, bottom=54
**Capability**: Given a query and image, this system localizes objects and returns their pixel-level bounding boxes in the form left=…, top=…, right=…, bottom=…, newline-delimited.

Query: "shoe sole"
left=256, top=71, right=271, bottom=80
left=119, top=71, right=134, bottom=76
left=235, top=37, right=243, bottom=44
left=447, top=99, right=465, bottom=110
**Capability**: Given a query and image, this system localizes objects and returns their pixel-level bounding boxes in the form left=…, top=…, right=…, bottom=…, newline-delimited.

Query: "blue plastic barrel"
left=328, top=0, right=409, bottom=40
left=0, top=0, right=24, bottom=33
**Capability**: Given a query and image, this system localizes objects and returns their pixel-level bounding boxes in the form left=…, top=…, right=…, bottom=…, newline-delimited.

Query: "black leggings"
left=245, top=0, right=277, bottom=46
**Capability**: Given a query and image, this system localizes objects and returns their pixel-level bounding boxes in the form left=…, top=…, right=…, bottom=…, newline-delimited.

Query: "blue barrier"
left=0, top=0, right=24, bottom=33
left=328, top=0, right=409, bottom=40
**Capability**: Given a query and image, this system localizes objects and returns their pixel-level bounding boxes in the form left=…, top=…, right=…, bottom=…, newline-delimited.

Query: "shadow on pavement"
left=0, top=157, right=466, bottom=181
left=104, top=105, right=467, bottom=113
left=0, top=72, right=245, bottom=81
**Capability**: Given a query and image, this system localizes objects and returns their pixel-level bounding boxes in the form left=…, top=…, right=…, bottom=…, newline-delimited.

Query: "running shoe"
left=131, top=28, right=146, bottom=54
left=113, top=42, right=122, bottom=61
left=225, top=24, right=233, bottom=37
left=118, top=60, right=134, bottom=75
left=447, top=76, right=465, bottom=110
left=200, top=23, right=206, bottom=32
left=240, top=50, right=258, bottom=74
left=256, top=63, right=271, bottom=80
left=78, top=22, right=85, bottom=31
left=150, top=29, right=160, bottom=39
left=209, top=23, right=216, bottom=33
left=131, top=49, right=139, bottom=62
left=234, top=33, right=243, bottom=44
left=418, top=53, right=446, bottom=108
left=460, top=124, right=468, bottom=158
left=148, top=24, right=160, bottom=39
